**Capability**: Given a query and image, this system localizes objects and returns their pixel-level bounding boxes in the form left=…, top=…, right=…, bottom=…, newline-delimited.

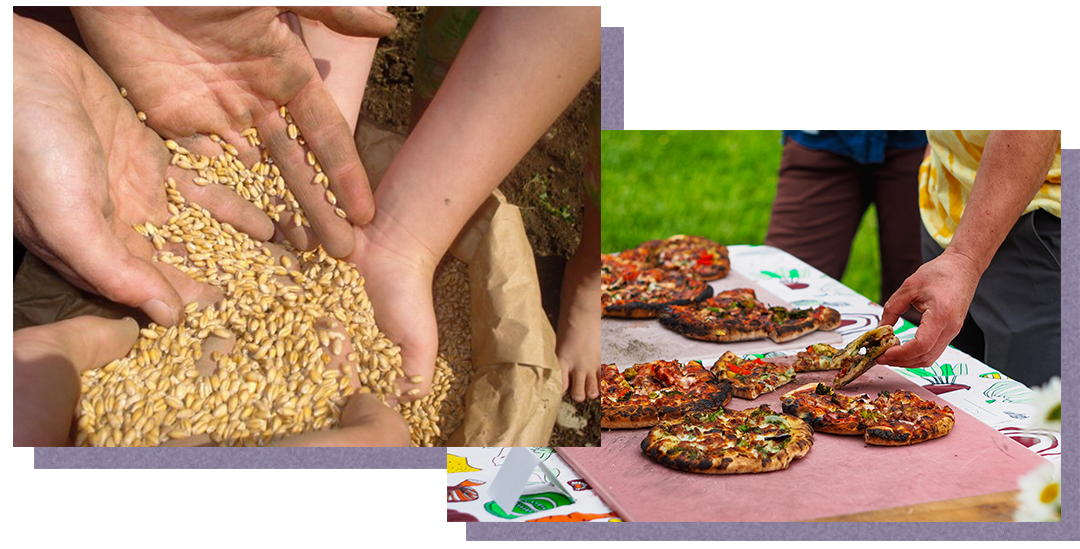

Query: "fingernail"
left=141, top=299, right=178, bottom=326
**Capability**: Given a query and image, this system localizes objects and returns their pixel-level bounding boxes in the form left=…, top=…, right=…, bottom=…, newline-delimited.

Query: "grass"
left=601, top=130, right=883, bottom=302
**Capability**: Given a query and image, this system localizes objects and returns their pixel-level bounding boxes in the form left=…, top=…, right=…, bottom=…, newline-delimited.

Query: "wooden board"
left=809, top=490, right=1020, bottom=522
left=601, top=270, right=844, bottom=367
left=562, top=366, right=1048, bottom=522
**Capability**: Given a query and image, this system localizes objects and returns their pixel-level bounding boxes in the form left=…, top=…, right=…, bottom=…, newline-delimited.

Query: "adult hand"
left=347, top=216, right=440, bottom=402
left=71, top=7, right=397, bottom=257
left=876, top=250, right=983, bottom=369
left=14, top=316, right=140, bottom=446
left=14, top=16, right=258, bottom=326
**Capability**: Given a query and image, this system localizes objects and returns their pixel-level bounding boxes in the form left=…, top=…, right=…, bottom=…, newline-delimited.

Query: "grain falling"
left=74, top=105, right=475, bottom=447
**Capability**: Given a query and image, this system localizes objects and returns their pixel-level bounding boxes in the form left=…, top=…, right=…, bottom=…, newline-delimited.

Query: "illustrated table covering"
left=446, top=245, right=1061, bottom=522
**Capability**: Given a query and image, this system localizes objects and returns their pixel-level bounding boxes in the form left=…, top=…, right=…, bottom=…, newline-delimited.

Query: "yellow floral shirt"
left=919, top=130, right=1061, bottom=248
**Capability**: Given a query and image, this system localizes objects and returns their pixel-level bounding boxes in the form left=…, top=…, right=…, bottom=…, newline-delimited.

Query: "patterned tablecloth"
left=446, top=245, right=1061, bottom=522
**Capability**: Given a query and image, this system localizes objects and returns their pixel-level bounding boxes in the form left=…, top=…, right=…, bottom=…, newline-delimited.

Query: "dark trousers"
left=921, top=210, right=1061, bottom=387
left=765, top=139, right=924, bottom=305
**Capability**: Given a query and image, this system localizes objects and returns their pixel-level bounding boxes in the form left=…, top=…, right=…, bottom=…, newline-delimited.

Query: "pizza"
left=864, top=389, right=955, bottom=446
left=601, top=235, right=729, bottom=318
left=640, top=405, right=814, bottom=474
left=711, top=351, right=796, bottom=399
left=786, top=326, right=901, bottom=387
left=792, top=343, right=842, bottom=372
left=831, top=326, right=901, bottom=388
left=768, top=304, right=843, bottom=343
left=601, top=360, right=734, bottom=429
left=781, top=383, right=879, bottom=435
left=649, top=235, right=731, bottom=281
left=780, top=383, right=955, bottom=445
left=601, top=267, right=713, bottom=318
left=659, top=288, right=841, bottom=343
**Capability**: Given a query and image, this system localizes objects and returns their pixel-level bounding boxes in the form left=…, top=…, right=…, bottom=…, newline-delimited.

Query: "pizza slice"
left=602, top=268, right=714, bottom=319
left=780, top=383, right=880, bottom=435
left=792, top=343, right=842, bottom=372
left=832, top=325, right=901, bottom=389
left=864, top=389, right=955, bottom=446
left=659, top=288, right=773, bottom=342
left=659, top=289, right=842, bottom=345
left=640, top=404, right=814, bottom=474
left=601, top=360, right=734, bottom=429
left=766, top=305, right=842, bottom=343
left=711, top=351, right=796, bottom=399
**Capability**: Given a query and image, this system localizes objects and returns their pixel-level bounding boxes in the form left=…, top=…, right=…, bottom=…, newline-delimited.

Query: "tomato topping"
left=726, top=362, right=752, bottom=376
left=696, top=251, right=714, bottom=266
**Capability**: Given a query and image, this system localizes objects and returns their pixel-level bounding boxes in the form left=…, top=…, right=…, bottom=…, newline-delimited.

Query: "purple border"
left=601, top=27, right=623, bottom=130
left=34, top=447, right=445, bottom=469
left=464, top=522, right=1075, bottom=540
left=462, top=149, right=1071, bottom=536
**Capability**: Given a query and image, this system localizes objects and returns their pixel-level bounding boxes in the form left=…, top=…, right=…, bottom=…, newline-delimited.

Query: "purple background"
left=601, top=26, right=623, bottom=130
left=35, top=447, right=444, bottom=468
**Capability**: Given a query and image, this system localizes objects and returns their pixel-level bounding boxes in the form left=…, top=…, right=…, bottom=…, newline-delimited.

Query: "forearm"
left=944, top=130, right=1060, bottom=273
left=372, top=6, right=600, bottom=260
left=298, top=17, right=379, bottom=136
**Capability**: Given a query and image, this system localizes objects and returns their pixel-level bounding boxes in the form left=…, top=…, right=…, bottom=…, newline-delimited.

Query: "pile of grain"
left=75, top=106, right=473, bottom=447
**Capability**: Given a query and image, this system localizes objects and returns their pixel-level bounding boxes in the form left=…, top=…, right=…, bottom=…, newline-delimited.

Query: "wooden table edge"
left=807, top=489, right=1021, bottom=522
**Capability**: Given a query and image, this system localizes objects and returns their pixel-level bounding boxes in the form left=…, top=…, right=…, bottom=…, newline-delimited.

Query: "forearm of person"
left=372, top=6, right=600, bottom=258
left=298, top=17, right=379, bottom=136
left=944, top=130, right=1060, bottom=274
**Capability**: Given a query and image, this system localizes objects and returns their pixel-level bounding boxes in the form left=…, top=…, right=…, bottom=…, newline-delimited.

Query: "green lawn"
left=601, top=130, right=883, bottom=302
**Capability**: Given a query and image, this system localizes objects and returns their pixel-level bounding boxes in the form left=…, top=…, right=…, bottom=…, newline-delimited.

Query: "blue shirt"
left=783, top=130, right=927, bottom=165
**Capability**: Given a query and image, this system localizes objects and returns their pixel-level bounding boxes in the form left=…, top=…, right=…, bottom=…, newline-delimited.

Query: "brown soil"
left=363, top=7, right=599, bottom=447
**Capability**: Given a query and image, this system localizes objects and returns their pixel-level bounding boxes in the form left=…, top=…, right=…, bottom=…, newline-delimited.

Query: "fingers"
left=287, top=6, right=397, bottom=38
left=585, top=368, right=600, bottom=401
left=14, top=315, right=138, bottom=446
left=879, top=281, right=917, bottom=329
left=289, top=81, right=376, bottom=225
left=258, top=104, right=357, bottom=257
left=59, top=217, right=184, bottom=326
left=876, top=311, right=948, bottom=369
left=571, top=368, right=588, bottom=403
left=166, top=133, right=276, bottom=241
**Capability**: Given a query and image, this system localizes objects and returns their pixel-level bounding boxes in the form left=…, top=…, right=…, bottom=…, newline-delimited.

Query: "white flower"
left=1014, top=461, right=1061, bottom=522
left=1027, top=376, right=1061, bottom=432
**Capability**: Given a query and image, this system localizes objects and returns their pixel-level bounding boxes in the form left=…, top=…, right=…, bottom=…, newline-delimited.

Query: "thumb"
left=879, top=281, right=916, bottom=329
left=286, top=6, right=397, bottom=37
left=53, top=221, right=184, bottom=326
left=15, top=316, right=140, bottom=374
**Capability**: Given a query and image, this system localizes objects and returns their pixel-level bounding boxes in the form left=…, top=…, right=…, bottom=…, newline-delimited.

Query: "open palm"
left=14, top=16, right=265, bottom=325
left=71, top=6, right=397, bottom=257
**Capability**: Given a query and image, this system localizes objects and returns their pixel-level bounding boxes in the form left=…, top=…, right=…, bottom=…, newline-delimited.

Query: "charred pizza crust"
left=659, top=288, right=770, bottom=342
left=768, top=306, right=842, bottom=342
left=864, top=389, right=955, bottom=446
left=640, top=405, right=814, bottom=474
left=602, top=267, right=714, bottom=318
left=712, top=351, right=796, bottom=399
left=659, top=288, right=841, bottom=344
left=601, top=360, right=734, bottom=429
